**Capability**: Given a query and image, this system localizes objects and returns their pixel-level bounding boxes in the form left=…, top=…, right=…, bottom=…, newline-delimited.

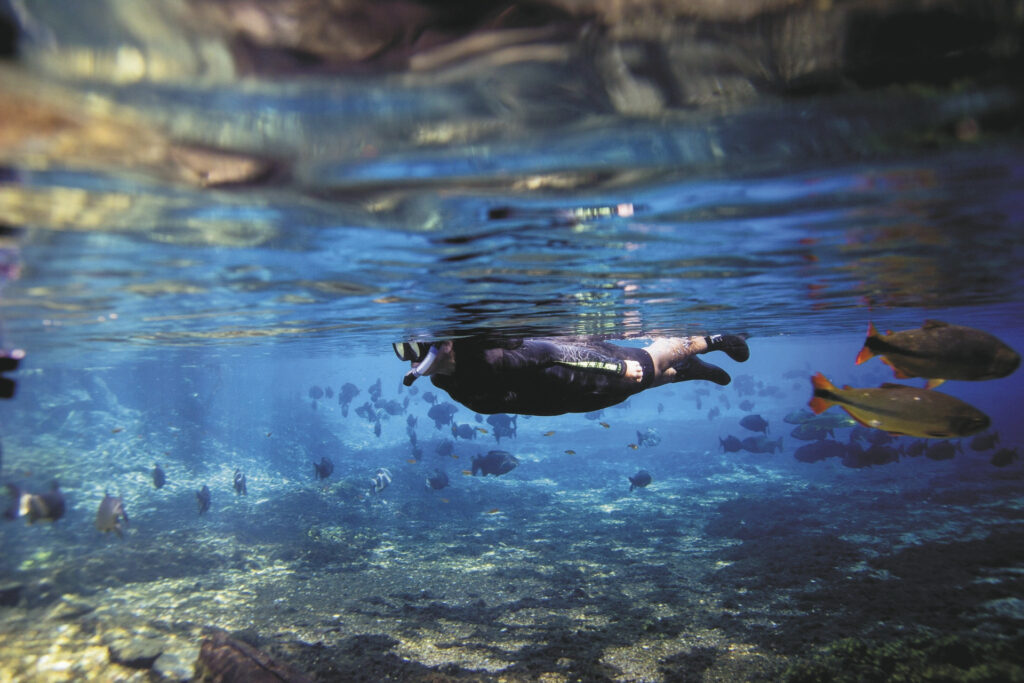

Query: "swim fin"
left=674, top=357, right=731, bottom=386
left=703, top=334, right=749, bottom=362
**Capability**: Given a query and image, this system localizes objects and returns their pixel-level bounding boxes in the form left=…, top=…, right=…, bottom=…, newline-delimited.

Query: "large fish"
left=95, top=492, right=129, bottom=537
left=855, top=321, right=1020, bottom=386
left=4, top=481, right=65, bottom=524
left=809, top=373, right=990, bottom=439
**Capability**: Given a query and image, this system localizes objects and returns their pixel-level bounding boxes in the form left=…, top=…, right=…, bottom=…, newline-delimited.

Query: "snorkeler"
left=393, top=334, right=749, bottom=416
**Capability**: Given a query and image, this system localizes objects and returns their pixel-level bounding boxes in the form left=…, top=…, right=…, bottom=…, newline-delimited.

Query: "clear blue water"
left=1, top=2, right=1024, bottom=681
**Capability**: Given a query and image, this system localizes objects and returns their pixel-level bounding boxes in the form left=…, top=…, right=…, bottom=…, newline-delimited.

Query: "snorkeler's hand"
left=624, top=359, right=643, bottom=383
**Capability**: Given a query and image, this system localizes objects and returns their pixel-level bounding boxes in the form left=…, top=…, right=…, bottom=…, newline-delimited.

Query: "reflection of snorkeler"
left=394, top=334, right=748, bottom=416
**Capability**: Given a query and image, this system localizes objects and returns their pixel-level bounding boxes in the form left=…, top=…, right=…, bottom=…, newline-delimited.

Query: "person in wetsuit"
left=394, top=334, right=749, bottom=416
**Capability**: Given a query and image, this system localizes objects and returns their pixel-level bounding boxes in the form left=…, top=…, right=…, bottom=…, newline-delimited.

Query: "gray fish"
left=991, top=448, right=1018, bottom=467
left=719, top=435, right=742, bottom=453
left=636, top=427, right=661, bottom=448
left=233, top=468, right=247, bottom=496
left=197, top=485, right=211, bottom=515
left=313, top=456, right=334, bottom=480
left=426, top=469, right=449, bottom=490
left=628, top=470, right=652, bottom=491
left=969, top=432, right=1000, bottom=451
left=790, top=423, right=835, bottom=441
left=308, top=386, right=323, bottom=400
left=925, top=441, right=961, bottom=461
left=95, top=492, right=129, bottom=537
left=435, top=439, right=455, bottom=458
left=451, top=423, right=477, bottom=440
left=739, top=414, right=769, bottom=434
left=152, top=463, right=166, bottom=489
left=793, top=440, right=845, bottom=463
left=471, top=450, right=518, bottom=476
left=739, top=400, right=755, bottom=412
left=485, top=414, right=518, bottom=443
left=784, top=409, right=815, bottom=425
left=428, top=402, right=458, bottom=429
left=369, top=468, right=392, bottom=494
left=740, top=436, right=783, bottom=454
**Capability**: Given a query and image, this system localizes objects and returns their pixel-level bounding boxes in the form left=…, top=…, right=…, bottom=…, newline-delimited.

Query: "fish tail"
left=809, top=372, right=836, bottom=415
left=854, top=322, right=879, bottom=365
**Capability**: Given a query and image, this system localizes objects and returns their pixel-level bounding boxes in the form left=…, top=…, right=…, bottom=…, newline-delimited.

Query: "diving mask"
left=394, top=342, right=439, bottom=386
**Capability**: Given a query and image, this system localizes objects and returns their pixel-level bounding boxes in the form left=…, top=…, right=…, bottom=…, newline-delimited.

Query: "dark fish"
left=95, top=492, right=129, bottom=537
left=784, top=409, right=815, bottom=425
left=339, top=383, right=360, bottom=416
left=583, top=410, right=604, bottom=421
left=790, top=423, right=834, bottom=441
left=809, top=373, right=990, bottom=439
left=373, top=420, right=382, bottom=437
left=308, top=386, right=324, bottom=400
left=451, top=423, right=477, bottom=440
left=718, top=395, right=731, bottom=409
left=925, top=441, right=961, bottom=461
left=425, top=469, right=449, bottom=491
left=313, top=456, right=334, bottom=480
left=369, top=467, right=392, bottom=494
left=856, top=320, right=1020, bottom=386
left=471, top=450, right=518, bottom=477
left=485, top=414, right=518, bottom=443
left=969, top=432, right=1000, bottom=451
left=706, top=406, right=720, bottom=421
left=740, top=436, right=783, bottom=454
left=380, top=399, right=404, bottom=416
left=739, top=414, right=769, bottom=434
left=842, top=443, right=899, bottom=468
left=903, top=440, right=928, bottom=457
left=233, top=468, right=247, bottom=496
left=427, top=402, right=458, bottom=429
left=739, top=400, right=754, bottom=411
left=368, top=378, right=382, bottom=401
left=793, top=439, right=846, bottom=463
left=474, top=414, right=483, bottom=423
left=152, top=463, right=166, bottom=489
left=719, top=435, right=742, bottom=453
left=990, top=448, right=1018, bottom=467
left=628, top=470, right=652, bottom=491
left=197, top=485, right=211, bottom=515
left=636, top=428, right=661, bottom=447
left=407, top=415, right=418, bottom=429
left=422, top=391, right=438, bottom=404
left=435, top=439, right=455, bottom=458
left=4, top=481, right=65, bottom=524
left=324, top=386, right=334, bottom=399
left=657, top=403, right=664, bottom=414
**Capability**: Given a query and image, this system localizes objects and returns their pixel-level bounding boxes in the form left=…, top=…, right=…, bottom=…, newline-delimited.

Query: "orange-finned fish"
left=477, top=428, right=488, bottom=434
left=627, top=443, right=638, bottom=450
left=461, top=469, right=472, bottom=475
left=111, top=428, right=123, bottom=434
left=599, top=422, right=610, bottom=429
left=564, top=449, right=576, bottom=455
left=809, top=372, right=989, bottom=439
left=486, top=508, right=501, bottom=514
left=543, top=431, right=556, bottom=436
left=406, top=459, right=418, bottom=464
left=855, top=320, right=1020, bottom=388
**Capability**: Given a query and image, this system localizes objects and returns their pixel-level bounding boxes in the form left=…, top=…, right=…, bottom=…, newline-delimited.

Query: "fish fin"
left=879, top=383, right=915, bottom=390
left=808, top=373, right=834, bottom=415
left=855, top=322, right=879, bottom=364
left=925, top=378, right=946, bottom=390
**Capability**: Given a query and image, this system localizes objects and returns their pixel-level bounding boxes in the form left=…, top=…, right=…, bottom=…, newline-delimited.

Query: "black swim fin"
left=673, top=357, right=732, bottom=386
left=703, top=334, right=749, bottom=362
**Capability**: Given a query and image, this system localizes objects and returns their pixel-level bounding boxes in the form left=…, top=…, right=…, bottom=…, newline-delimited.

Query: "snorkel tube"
left=402, top=344, right=438, bottom=386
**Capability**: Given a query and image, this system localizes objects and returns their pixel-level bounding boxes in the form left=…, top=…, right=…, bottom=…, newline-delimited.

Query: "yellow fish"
left=486, top=508, right=501, bottom=514
left=461, top=469, right=472, bottom=475
left=564, top=449, right=576, bottom=455
left=627, top=443, right=638, bottom=450
left=599, top=422, right=610, bottom=429
left=543, top=430, right=556, bottom=436
left=809, top=372, right=989, bottom=439
left=477, top=427, right=489, bottom=434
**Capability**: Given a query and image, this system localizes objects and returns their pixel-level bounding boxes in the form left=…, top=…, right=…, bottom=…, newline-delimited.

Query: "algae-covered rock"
left=195, top=630, right=315, bottom=683
left=107, top=635, right=164, bottom=669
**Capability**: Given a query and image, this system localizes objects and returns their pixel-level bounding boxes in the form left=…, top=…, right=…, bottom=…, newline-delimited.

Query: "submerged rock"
left=195, top=630, right=315, bottom=683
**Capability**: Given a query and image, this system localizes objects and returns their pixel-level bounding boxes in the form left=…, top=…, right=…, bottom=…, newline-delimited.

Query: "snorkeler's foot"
left=674, top=357, right=732, bottom=386
left=703, top=334, right=749, bottom=362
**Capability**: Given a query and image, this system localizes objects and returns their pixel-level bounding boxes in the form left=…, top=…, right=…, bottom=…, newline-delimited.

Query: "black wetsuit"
left=430, top=338, right=656, bottom=416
